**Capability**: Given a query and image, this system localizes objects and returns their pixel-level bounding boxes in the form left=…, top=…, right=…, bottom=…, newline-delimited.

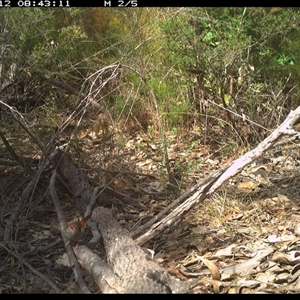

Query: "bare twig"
left=131, top=163, right=229, bottom=239
left=49, top=170, right=91, bottom=294
left=0, top=242, right=61, bottom=293
left=22, top=258, right=61, bottom=293
left=84, top=186, right=101, bottom=221
left=3, top=159, right=47, bottom=241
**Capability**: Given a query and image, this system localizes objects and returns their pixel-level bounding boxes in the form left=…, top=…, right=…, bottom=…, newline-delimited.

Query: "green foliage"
left=0, top=8, right=128, bottom=113
left=2, top=7, right=300, bottom=149
left=160, top=7, right=300, bottom=144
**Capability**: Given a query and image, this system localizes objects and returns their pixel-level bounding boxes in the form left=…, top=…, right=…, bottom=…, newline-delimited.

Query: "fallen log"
left=51, top=151, right=190, bottom=293
left=51, top=106, right=300, bottom=293
left=91, top=207, right=188, bottom=293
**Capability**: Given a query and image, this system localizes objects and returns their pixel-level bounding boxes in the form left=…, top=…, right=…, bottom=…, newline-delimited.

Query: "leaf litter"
left=2, top=127, right=300, bottom=293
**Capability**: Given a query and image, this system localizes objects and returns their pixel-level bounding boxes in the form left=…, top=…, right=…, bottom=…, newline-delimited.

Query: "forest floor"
left=1, top=122, right=300, bottom=293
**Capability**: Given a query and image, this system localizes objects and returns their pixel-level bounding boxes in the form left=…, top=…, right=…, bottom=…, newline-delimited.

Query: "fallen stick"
left=134, top=106, right=300, bottom=245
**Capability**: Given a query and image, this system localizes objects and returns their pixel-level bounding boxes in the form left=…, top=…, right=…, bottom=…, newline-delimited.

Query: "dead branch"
left=50, top=151, right=190, bottom=293
left=134, top=106, right=300, bottom=245
left=3, top=158, right=48, bottom=241
left=38, top=65, right=119, bottom=115
left=47, top=106, right=300, bottom=292
left=74, top=245, right=119, bottom=294
left=91, top=207, right=189, bottom=293
left=0, top=128, right=41, bottom=174
left=51, top=151, right=95, bottom=215
left=131, top=163, right=229, bottom=240
left=49, top=170, right=90, bottom=294
left=207, top=106, right=300, bottom=192
left=0, top=242, right=61, bottom=293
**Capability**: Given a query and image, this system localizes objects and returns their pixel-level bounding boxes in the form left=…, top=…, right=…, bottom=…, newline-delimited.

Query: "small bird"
left=62, top=217, right=86, bottom=247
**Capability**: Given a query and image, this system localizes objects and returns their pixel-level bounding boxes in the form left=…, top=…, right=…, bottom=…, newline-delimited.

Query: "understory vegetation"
left=2, top=7, right=300, bottom=293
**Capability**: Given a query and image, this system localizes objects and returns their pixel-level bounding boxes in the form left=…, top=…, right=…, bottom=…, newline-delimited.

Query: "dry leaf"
left=237, top=181, right=259, bottom=191
left=267, top=234, right=296, bottom=243
left=272, top=251, right=300, bottom=265
left=212, top=244, right=236, bottom=258
left=221, top=248, right=274, bottom=279
left=196, top=255, right=221, bottom=280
